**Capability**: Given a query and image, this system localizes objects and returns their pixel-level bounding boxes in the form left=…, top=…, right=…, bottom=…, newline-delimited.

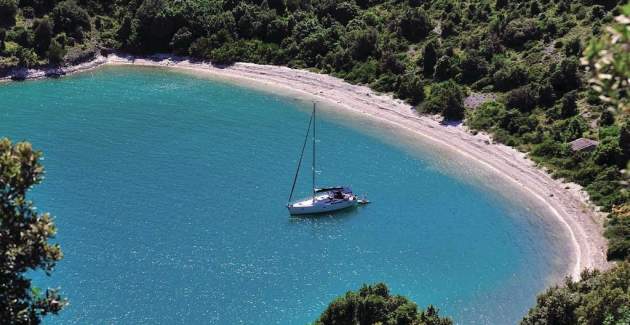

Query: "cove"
left=0, top=66, right=570, bottom=324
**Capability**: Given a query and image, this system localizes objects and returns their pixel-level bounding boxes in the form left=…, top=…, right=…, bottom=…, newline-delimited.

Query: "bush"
left=422, top=80, right=465, bottom=120
left=594, top=138, right=624, bottom=167
left=47, top=38, right=66, bottom=64
left=493, top=64, right=528, bottom=91
left=550, top=59, right=580, bottom=94
left=459, top=53, right=488, bottom=83
left=433, top=55, right=459, bottom=81
left=170, top=27, right=193, bottom=56
left=506, top=86, right=537, bottom=112
left=129, top=0, right=178, bottom=52
left=466, top=101, right=505, bottom=130
left=397, top=7, right=432, bottom=42
left=33, top=16, right=54, bottom=56
left=564, top=37, right=581, bottom=57
left=396, top=72, right=424, bottom=105
left=348, top=28, right=377, bottom=61
left=559, top=90, right=578, bottom=118
left=502, top=18, right=540, bottom=47
left=52, top=0, right=91, bottom=39
left=531, top=138, right=567, bottom=158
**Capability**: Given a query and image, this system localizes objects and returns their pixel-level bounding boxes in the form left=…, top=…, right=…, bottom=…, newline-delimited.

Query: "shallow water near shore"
left=1, top=66, right=570, bottom=324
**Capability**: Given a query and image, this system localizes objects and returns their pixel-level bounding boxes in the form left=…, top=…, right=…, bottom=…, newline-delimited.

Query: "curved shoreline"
left=1, top=53, right=610, bottom=278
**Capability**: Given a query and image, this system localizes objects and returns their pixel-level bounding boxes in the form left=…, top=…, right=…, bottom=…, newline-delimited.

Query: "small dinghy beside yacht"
left=286, top=103, right=367, bottom=216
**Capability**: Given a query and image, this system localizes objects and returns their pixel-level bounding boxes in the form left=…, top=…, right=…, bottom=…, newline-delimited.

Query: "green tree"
left=397, top=71, right=424, bottom=105
left=315, top=283, right=452, bottom=325
left=47, top=37, right=66, bottom=64
left=433, top=55, right=459, bottom=81
left=33, top=16, right=54, bottom=56
left=348, top=27, right=377, bottom=61
left=0, top=138, right=66, bottom=324
left=506, top=86, right=537, bottom=112
left=421, top=40, right=438, bottom=77
left=397, top=7, right=432, bottom=42
left=521, top=262, right=630, bottom=325
left=130, top=0, right=178, bottom=52
left=170, top=27, right=193, bottom=56
left=422, top=80, right=465, bottom=120
left=52, top=0, right=91, bottom=40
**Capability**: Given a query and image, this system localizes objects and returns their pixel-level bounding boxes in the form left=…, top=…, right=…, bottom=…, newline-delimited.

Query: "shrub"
left=466, top=101, right=505, bottom=130
left=422, top=79, right=465, bottom=120
left=459, top=53, right=488, bottom=84
left=397, top=7, right=432, bottom=42
left=531, top=138, right=567, bottom=158
left=493, top=64, right=528, bottom=91
left=506, top=86, right=537, bottom=112
left=433, top=55, right=459, bottom=81
left=33, top=16, right=54, bottom=55
left=564, top=37, right=581, bottom=57
left=348, top=28, right=377, bottom=61
left=421, top=40, right=438, bottom=77
left=502, top=18, right=540, bottom=47
left=396, top=72, right=424, bottom=105
left=47, top=38, right=66, bottom=64
left=594, top=138, right=624, bottom=167
left=550, top=59, right=580, bottom=94
left=52, top=0, right=91, bottom=39
left=170, top=27, right=194, bottom=56
left=559, top=90, right=578, bottom=118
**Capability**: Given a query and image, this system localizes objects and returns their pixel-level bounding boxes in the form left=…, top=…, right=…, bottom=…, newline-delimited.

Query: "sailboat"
left=287, top=103, right=362, bottom=215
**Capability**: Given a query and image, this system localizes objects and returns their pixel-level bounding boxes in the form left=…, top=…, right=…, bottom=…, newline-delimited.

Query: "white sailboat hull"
left=288, top=195, right=358, bottom=215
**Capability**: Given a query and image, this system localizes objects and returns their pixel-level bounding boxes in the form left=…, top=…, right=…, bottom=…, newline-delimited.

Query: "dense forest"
left=0, top=0, right=629, bottom=323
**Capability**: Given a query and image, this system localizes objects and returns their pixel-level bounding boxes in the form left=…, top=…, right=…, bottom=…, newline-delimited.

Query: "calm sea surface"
left=1, top=66, right=570, bottom=324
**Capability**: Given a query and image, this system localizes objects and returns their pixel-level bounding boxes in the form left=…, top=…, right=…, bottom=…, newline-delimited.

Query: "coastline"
left=1, top=53, right=611, bottom=278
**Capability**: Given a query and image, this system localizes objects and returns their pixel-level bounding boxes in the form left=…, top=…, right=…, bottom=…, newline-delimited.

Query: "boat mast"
left=312, top=103, right=316, bottom=202
left=287, top=107, right=314, bottom=204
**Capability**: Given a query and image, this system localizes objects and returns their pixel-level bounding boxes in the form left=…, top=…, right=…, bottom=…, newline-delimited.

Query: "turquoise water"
left=1, top=66, right=568, bottom=324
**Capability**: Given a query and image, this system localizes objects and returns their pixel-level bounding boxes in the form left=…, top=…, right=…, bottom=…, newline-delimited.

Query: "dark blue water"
left=0, top=66, right=568, bottom=324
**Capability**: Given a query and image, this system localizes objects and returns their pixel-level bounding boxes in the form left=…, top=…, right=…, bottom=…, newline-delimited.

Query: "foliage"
left=422, top=80, right=465, bottom=121
left=397, top=7, right=432, bottom=43
left=315, top=283, right=452, bottom=325
left=0, top=138, right=66, bottom=324
left=51, top=1, right=91, bottom=40
left=583, top=3, right=630, bottom=114
left=421, top=40, right=438, bottom=77
left=32, top=17, right=53, bottom=55
left=521, top=262, right=630, bottom=325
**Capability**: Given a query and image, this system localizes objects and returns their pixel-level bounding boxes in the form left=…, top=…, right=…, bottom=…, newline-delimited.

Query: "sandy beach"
left=1, top=53, right=611, bottom=278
